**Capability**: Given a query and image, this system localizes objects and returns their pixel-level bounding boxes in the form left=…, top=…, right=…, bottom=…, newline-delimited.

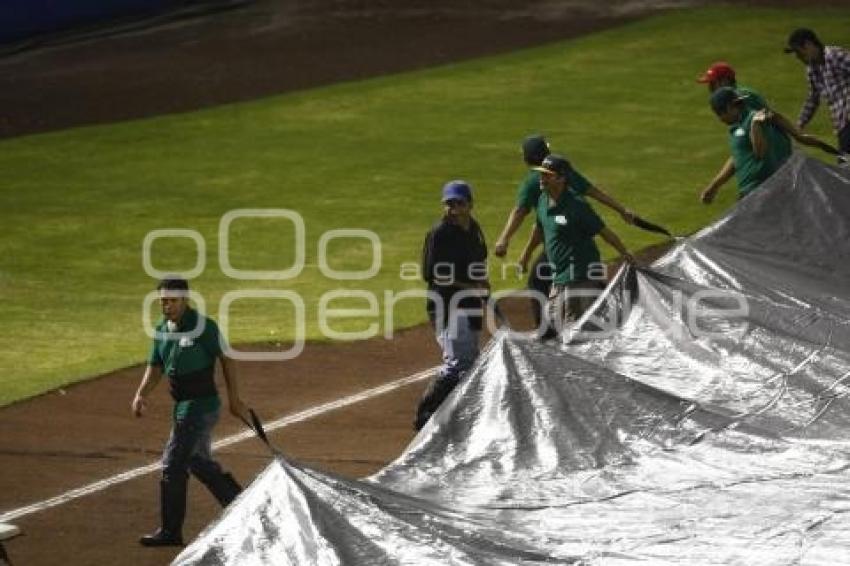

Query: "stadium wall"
left=0, top=1, right=221, bottom=44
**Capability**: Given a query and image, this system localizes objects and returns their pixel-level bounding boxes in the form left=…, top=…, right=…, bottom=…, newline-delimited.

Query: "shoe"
left=413, top=410, right=432, bottom=431
left=538, top=326, right=558, bottom=341
left=139, top=478, right=186, bottom=547
left=413, top=374, right=459, bottom=430
left=139, top=528, right=183, bottom=547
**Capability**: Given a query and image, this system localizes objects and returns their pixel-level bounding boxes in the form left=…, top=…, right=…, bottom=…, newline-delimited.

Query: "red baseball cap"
left=697, top=62, right=736, bottom=84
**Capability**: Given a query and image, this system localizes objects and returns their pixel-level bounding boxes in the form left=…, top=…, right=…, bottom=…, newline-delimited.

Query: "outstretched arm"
left=772, top=111, right=842, bottom=156
left=221, top=356, right=249, bottom=421
left=598, top=227, right=635, bottom=264
left=517, top=223, right=543, bottom=274
left=132, top=365, right=163, bottom=417
left=586, top=185, right=636, bottom=224
left=494, top=207, right=530, bottom=257
left=701, top=157, right=736, bottom=204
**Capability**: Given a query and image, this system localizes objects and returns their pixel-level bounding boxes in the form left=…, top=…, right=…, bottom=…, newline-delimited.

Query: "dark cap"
left=533, top=154, right=571, bottom=178
left=521, top=134, right=550, bottom=165
left=784, top=28, right=819, bottom=53
left=710, top=86, right=746, bottom=114
left=441, top=180, right=473, bottom=203
left=697, top=61, right=735, bottom=84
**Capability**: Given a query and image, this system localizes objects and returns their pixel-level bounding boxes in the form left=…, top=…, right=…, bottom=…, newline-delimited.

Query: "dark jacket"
left=421, top=217, right=488, bottom=329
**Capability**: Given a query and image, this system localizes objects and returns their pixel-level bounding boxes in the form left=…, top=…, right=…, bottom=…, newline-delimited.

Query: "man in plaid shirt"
left=785, top=28, right=850, bottom=153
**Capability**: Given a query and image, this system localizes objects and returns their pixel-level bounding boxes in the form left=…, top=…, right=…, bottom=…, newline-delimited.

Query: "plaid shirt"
left=798, top=46, right=850, bottom=133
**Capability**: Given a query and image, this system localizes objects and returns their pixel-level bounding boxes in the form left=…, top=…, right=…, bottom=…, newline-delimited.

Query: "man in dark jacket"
left=415, top=180, right=488, bottom=430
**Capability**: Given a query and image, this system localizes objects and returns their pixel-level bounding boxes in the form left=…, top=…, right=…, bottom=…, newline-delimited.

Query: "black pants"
left=157, top=409, right=241, bottom=536
left=839, top=122, right=850, bottom=154
left=528, top=252, right=553, bottom=330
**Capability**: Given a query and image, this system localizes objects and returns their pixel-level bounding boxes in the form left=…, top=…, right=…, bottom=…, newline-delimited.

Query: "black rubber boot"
left=139, top=479, right=186, bottom=547
left=194, top=470, right=242, bottom=508
left=414, top=375, right=460, bottom=430
left=528, top=253, right=555, bottom=338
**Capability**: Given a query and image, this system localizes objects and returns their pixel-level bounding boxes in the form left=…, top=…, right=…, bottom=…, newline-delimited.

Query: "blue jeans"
left=154, top=408, right=241, bottom=538
left=415, top=311, right=480, bottom=430
left=436, top=310, right=480, bottom=382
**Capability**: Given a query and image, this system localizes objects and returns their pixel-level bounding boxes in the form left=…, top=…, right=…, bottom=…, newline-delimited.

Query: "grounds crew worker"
left=416, top=180, right=488, bottom=430
left=132, top=277, right=248, bottom=547
left=707, top=87, right=793, bottom=202
left=698, top=61, right=843, bottom=203
left=519, top=155, right=633, bottom=334
left=697, top=62, right=770, bottom=204
left=493, top=134, right=636, bottom=336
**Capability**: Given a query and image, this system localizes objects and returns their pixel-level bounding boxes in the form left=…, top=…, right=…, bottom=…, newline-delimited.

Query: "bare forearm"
left=773, top=112, right=840, bottom=155
left=710, top=157, right=736, bottom=189
left=587, top=186, right=624, bottom=214
left=496, top=208, right=528, bottom=245
left=799, top=133, right=840, bottom=155
left=789, top=129, right=840, bottom=155
left=519, top=224, right=543, bottom=265
left=220, top=357, right=242, bottom=403
left=135, top=366, right=162, bottom=398
left=586, top=186, right=635, bottom=224
left=132, top=365, right=162, bottom=416
left=700, top=157, right=735, bottom=204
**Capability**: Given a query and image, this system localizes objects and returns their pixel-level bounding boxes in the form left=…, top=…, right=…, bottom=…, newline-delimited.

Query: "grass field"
left=1, top=5, right=847, bottom=406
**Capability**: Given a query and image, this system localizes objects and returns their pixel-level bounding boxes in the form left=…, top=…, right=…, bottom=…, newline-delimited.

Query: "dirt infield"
left=0, top=322, right=438, bottom=565
left=0, top=0, right=825, bottom=563
left=0, top=295, right=541, bottom=565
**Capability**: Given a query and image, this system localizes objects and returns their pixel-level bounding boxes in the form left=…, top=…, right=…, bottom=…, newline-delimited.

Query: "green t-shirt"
left=149, top=308, right=223, bottom=419
left=728, top=109, right=792, bottom=198
left=536, top=188, right=605, bottom=285
left=515, top=168, right=592, bottom=211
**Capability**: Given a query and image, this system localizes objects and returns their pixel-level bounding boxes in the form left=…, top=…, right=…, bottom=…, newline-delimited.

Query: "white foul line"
left=0, top=367, right=436, bottom=524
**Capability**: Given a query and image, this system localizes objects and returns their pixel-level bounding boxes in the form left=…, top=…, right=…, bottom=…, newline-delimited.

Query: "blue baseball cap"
left=441, top=180, right=473, bottom=203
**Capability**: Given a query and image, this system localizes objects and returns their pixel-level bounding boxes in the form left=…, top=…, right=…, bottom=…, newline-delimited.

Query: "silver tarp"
left=173, top=153, right=850, bottom=565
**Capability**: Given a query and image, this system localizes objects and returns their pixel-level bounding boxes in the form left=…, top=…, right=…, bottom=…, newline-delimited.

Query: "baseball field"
left=0, top=0, right=848, bottom=564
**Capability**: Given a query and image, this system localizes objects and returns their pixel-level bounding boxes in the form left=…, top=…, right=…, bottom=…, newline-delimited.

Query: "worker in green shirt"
left=708, top=87, right=793, bottom=200
left=494, top=134, right=635, bottom=334
left=519, top=155, right=633, bottom=335
left=698, top=62, right=842, bottom=203
left=132, top=277, right=249, bottom=547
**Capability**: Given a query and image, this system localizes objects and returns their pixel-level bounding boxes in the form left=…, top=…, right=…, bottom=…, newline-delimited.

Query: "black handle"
left=633, top=215, right=672, bottom=237
left=240, top=408, right=279, bottom=455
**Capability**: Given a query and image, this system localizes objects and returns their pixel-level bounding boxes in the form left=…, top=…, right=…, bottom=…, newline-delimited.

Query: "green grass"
left=1, top=5, right=847, bottom=405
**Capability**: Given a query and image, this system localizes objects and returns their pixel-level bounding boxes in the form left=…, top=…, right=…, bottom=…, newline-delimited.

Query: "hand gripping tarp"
left=173, top=153, right=850, bottom=565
